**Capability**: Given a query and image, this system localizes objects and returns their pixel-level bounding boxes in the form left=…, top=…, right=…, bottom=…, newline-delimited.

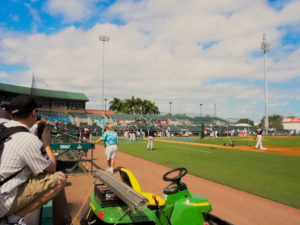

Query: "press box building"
left=0, top=82, right=89, bottom=113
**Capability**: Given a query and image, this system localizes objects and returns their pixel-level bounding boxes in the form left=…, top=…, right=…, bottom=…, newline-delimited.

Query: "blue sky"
left=0, top=0, right=299, bottom=122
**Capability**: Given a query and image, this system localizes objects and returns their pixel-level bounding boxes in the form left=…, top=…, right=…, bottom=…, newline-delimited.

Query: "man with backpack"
left=0, top=95, right=67, bottom=225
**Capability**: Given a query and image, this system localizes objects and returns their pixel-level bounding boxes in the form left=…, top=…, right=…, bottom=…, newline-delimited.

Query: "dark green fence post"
left=200, top=123, right=205, bottom=139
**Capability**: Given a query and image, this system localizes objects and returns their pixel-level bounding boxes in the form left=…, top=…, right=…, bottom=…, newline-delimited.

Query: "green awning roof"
left=0, top=83, right=89, bottom=101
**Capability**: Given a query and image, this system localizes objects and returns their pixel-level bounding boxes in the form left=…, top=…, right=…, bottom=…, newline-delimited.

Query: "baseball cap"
left=10, top=95, right=38, bottom=115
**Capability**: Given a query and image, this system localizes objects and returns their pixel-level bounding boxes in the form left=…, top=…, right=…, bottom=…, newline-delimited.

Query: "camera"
left=37, top=121, right=46, bottom=140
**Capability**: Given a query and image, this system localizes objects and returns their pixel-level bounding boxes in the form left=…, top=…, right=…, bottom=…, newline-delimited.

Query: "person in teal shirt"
left=95, top=125, right=119, bottom=174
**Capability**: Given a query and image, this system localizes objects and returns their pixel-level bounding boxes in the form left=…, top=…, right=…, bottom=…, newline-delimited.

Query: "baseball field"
left=116, top=136, right=300, bottom=209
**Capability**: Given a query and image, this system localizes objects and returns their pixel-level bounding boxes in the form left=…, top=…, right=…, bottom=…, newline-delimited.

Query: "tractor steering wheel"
left=162, top=168, right=188, bottom=184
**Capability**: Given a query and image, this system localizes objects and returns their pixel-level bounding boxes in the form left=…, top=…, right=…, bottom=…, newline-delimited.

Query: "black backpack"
left=0, top=123, right=29, bottom=186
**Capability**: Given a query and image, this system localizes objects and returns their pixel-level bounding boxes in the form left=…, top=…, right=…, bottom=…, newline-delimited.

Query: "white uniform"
left=0, top=121, right=51, bottom=217
left=147, top=136, right=154, bottom=150
left=255, top=128, right=266, bottom=150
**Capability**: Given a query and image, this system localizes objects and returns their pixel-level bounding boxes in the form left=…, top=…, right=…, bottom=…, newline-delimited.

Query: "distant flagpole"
left=30, top=72, right=37, bottom=96
left=30, top=73, right=51, bottom=97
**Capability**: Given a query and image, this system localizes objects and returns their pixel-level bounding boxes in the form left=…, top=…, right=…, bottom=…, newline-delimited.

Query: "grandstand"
left=88, top=113, right=104, bottom=120
left=0, top=82, right=88, bottom=113
left=1, top=82, right=245, bottom=137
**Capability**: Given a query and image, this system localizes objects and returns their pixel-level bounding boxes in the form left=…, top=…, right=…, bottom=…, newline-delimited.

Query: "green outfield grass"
left=117, top=139, right=300, bottom=209
left=261, top=136, right=300, bottom=146
left=166, top=136, right=300, bottom=146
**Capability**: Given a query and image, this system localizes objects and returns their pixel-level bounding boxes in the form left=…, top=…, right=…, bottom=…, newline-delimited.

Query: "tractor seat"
left=119, top=168, right=166, bottom=207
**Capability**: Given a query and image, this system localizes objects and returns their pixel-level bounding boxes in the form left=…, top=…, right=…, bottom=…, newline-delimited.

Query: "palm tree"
left=109, top=96, right=160, bottom=115
left=109, top=97, right=123, bottom=112
left=135, top=97, right=143, bottom=115
left=124, top=96, right=137, bottom=114
left=150, top=102, right=159, bottom=115
left=143, top=99, right=159, bottom=115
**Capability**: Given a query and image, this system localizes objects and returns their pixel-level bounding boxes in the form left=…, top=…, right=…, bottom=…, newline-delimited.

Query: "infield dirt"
left=157, top=138, right=300, bottom=157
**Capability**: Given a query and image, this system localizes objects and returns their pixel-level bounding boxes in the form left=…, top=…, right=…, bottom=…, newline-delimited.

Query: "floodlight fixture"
left=104, top=98, right=107, bottom=114
left=200, top=104, right=203, bottom=117
left=261, top=33, right=271, bottom=53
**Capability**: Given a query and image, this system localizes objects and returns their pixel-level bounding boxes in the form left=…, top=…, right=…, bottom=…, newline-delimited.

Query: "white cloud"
left=45, top=0, right=97, bottom=23
left=24, top=2, right=41, bottom=22
left=0, top=0, right=300, bottom=121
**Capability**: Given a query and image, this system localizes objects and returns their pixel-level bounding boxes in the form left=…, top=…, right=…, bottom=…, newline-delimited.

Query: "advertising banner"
left=94, top=119, right=106, bottom=123
left=283, top=118, right=300, bottom=123
left=118, top=120, right=135, bottom=124
left=157, top=121, right=169, bottom=125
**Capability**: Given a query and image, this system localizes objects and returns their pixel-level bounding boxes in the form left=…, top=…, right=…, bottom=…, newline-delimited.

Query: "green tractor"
left=80, top=168, right=232, bottom=225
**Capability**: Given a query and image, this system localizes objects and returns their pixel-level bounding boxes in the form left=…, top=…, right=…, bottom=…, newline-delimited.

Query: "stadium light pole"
left=99, top=35, right=110, bottom=110
left=169, top=101, right=172, bottom=116
left=104, top=98, right=107, bottom=115
left=200, top=104, right=203, bottom=117
left=261, top=33, right=271, bottom=133
left=214, top=104, right=216, bottom=117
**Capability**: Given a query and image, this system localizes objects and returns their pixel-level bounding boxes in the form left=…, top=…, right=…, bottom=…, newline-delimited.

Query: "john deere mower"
left=79, top=167, right=232, bottom=225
